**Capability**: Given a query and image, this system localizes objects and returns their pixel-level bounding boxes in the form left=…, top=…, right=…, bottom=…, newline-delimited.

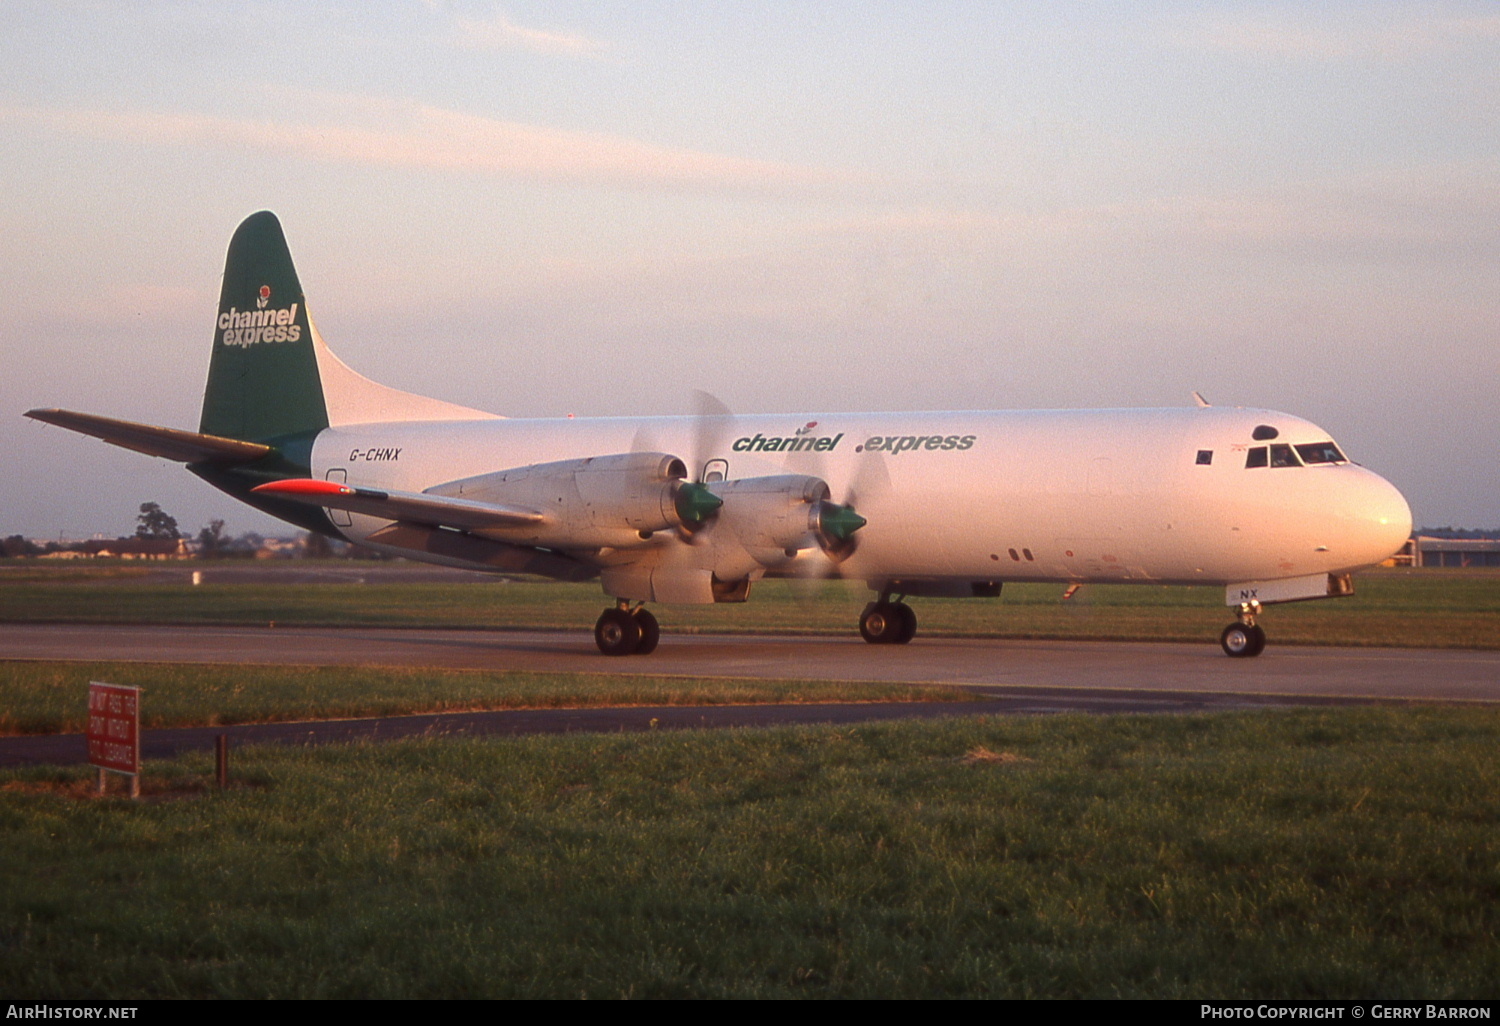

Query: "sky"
left=3, top=1, right=1497, bottom=539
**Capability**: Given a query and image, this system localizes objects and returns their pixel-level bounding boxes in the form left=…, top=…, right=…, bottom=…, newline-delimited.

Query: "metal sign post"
left=86, top=682, right=142, bottom=798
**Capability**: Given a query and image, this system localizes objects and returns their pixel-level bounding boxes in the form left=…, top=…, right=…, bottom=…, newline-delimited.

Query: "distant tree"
left=1417, top=526, right=1500, bottom=540
left=135, top=502, right=180, bottom=541
left=303, top=531, right=334, bottom=558
left=2, top=535, right=40, bottom=557
left=197, top=519, right=226, bottom=556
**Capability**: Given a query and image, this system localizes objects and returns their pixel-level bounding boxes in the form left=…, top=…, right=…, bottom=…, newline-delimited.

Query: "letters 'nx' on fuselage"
left=25, top=211, right=1412, bottom=657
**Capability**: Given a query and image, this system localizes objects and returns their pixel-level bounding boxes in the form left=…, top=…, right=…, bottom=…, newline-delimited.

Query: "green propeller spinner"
left=674, top=481, right=724, bottom=524
left=818, top=501, right=867, bottom=543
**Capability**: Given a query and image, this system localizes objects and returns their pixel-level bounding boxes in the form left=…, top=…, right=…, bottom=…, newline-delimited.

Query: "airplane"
left=26, top=211, right=1412, bottom=657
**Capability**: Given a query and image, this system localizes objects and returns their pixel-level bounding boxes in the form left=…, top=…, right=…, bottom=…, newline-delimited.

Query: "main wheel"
left=1220, top=622, right=1266, bottom=658
left=860, top=601, right=904, bottom=644
left=1245, top=624, right=1266, bottom=656
left=893, top=602, right=917, bottom=644
left=595, top=608, right=641, bottom=656
left=633, top=609, right=660, bottom=655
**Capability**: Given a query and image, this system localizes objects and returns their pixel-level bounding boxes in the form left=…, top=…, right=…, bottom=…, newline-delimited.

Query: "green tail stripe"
left=199, top=211, right=329, bottom=444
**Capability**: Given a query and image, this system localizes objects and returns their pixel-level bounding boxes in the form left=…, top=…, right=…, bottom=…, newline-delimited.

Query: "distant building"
left=81, top=538, right=192, bottom=560
left=255, top=537, right=304, bottom=559
left=1409, top=536, right=1500, bottom=568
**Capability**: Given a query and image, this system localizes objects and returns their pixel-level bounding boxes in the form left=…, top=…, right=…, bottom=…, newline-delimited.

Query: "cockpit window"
left=1247, top=441, right=1346, bottom=469
left=1294, top=441, right=1346, bottom=464
left=1269, top=444, right=1301, bottom=468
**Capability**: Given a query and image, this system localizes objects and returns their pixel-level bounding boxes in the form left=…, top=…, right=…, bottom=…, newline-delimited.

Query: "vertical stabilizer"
left=200, top=212, right=327, bottom=443
left=200, top=211, right=495, bottom=445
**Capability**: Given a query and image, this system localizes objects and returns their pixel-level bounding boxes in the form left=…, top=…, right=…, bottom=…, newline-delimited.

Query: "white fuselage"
left=309, top=405, right=1411, bottom=595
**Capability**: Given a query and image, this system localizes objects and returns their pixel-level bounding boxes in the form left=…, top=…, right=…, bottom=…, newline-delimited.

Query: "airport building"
left=1403, top=536, right=1500, bottom=568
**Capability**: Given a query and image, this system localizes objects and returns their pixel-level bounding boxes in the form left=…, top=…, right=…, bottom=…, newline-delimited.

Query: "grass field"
left=0, top=661, right=981, bottom=736
left=4, top=562, right=1498, bottom=997
left=2, top=708, right=1497, bottom=998
left=2, top=562, right=1499, bottom=649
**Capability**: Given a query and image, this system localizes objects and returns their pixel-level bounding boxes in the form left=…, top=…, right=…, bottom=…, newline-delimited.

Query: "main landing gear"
left=594, top=602, right=660, bottom=656
left=860, top=594, right=917, bottom=645
left=1220, top=600, right=1267, bottom=658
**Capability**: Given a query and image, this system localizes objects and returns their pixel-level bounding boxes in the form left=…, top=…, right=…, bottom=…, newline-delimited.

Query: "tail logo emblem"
left=256, top=285, right=271, bottom=310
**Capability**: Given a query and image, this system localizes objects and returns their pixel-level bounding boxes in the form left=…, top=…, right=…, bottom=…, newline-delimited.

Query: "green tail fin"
left=199, top=211, right=329, bottom=444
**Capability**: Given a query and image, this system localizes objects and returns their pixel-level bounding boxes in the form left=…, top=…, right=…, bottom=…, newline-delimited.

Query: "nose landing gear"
left=1221, top=601, right=1266, bottom=658
left=595, top=602, right=661, bottom=656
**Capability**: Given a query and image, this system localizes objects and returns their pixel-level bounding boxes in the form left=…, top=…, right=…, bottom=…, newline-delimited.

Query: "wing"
left=250, top=478, right=545, bottom=532
left=25, top=409, right=272, bottom=464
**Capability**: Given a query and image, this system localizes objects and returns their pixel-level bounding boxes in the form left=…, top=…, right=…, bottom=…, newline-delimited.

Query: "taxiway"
left=2, top=623, right=1496, bottom=703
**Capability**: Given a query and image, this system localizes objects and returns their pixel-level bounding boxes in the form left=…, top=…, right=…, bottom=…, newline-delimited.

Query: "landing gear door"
left=325, top=468, right=353, bottom=527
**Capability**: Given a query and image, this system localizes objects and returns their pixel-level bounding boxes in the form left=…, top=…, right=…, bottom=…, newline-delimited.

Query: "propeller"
left=689, top=389, right=735, bottom=483
left=672, top=390, right=736, bottom=539
left=627, top=391, right=735, bottom=535
left=642, top=392, right=878, bottom=562
left=813, top=444, right=886, bottom=559
left=777, top=444, right=886, bottom=606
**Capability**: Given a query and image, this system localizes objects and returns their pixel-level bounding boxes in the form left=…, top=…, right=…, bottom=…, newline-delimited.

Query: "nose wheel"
left=595, top=604, right=660, bottom=656
left=1220, top=602, right=1266, bottom=657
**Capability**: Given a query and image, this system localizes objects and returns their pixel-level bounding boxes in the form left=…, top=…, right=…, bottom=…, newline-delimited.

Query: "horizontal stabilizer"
left=25, top=408, right=272, bottom=464
left=251, top=478, right=545, bottom=531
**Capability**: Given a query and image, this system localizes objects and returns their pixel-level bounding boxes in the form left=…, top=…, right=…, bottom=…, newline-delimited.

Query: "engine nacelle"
left=429, top=451, right=715, bottom=549
left=594, top=473, right=868, bottom=604
left=708, top=474, right=828, bottom=561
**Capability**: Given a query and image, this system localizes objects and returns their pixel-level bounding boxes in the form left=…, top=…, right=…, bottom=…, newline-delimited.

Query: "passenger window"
left=1196, top=450, right=1213, bottom=465
left=1245, top=447, right=1268, bottom=469
left=1294, top=442, right=1346, bottom=465
left=1270, top=444, right=1301, bottom=468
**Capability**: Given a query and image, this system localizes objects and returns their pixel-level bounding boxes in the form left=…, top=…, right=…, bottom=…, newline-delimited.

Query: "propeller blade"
left=690, top=389, right=735, bottom=482
left=629, top=422, right=659, bottom=455
left=842, top=446, right=891, bottom=510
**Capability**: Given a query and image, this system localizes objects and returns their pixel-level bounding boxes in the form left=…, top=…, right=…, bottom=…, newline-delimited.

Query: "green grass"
left=3, top=566, right=1499, bottom=648
left=0, top=661, right=981, bottom=736
left=2, top=708, right=1497, bottom=998
left=0, top=561, right=155, bottom=583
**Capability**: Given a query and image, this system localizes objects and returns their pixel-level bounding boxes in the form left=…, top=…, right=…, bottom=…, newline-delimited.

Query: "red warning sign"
left=87, top=682, right=141, bottom=775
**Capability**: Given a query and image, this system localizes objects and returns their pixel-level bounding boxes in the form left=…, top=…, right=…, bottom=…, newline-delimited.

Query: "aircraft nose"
left=1336, top=467, right=1412, bottom=569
